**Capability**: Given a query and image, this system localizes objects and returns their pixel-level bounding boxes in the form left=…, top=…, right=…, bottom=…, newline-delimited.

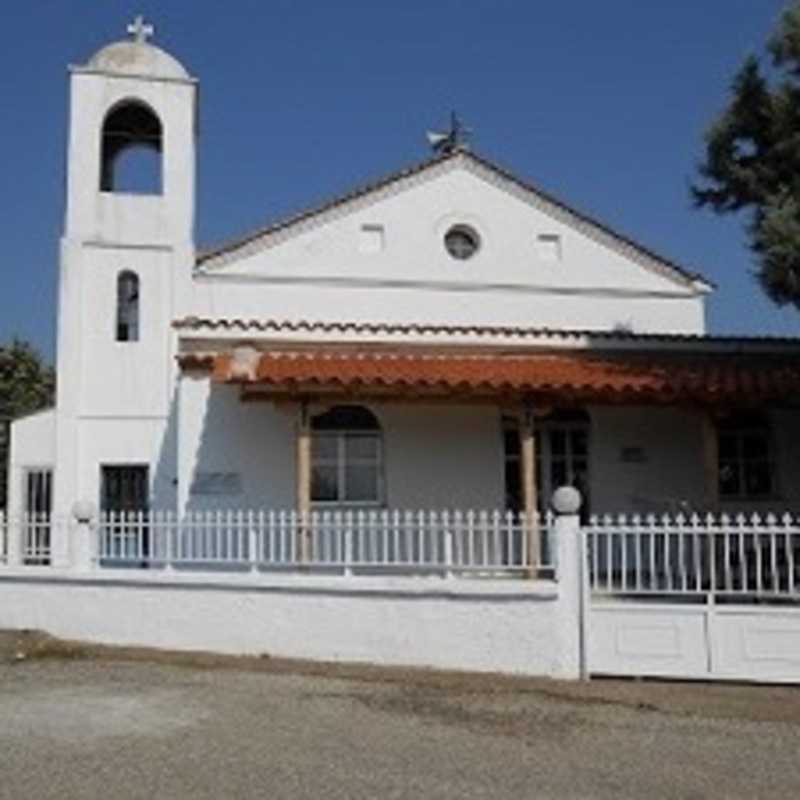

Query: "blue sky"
left=1, top=1, right=798, bottom=358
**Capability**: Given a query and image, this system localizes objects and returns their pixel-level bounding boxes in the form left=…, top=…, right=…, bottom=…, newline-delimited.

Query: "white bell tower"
left=53, top=19, right=197, bottom=530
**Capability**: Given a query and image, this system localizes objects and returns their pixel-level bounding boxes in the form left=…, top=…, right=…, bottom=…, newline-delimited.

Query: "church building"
left=8, top=20, right=800, bottom=569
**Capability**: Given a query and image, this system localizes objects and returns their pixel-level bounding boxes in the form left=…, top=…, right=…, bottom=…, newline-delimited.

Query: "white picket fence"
left=0, top=512, right=56, bottom=565
left=96, top=509, right=550, bottom=576
left=1, top=510, right=552, bottom=577
left=585, top=512, right=800, bottom=599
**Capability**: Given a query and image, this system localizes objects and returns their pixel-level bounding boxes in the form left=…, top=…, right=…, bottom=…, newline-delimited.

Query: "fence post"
left=70, top=500, right=97, bottom=572
left=552, top=486, right=588, bottom=681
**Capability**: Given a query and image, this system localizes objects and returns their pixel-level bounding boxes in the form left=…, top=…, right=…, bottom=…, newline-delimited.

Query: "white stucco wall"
left=177, top=378, right=505, bottom=512
left=7, top=410, right=56, bottom=515
left=588, top=406, right=707, bottom=514
left=53, top=48, right=196, bottom=518
left=66, top=71, right=196, bottom=244
left=189, top=162, right=707, bottom=336
left=74, top=417, right=177, bottom=510
left=0, top=572, right=579, bottom=678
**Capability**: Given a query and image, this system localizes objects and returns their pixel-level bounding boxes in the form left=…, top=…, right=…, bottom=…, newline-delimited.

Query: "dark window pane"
left=570, top=459, right=588, bottom=484
left=718, top=434, right=738, bottom=459
left=116, top=271, right=140, bottom=342
left=503, top=428, right=520, bottom=457
left=571, top=430, right=588, bottom=457
left=744, top=461, right=772, bottom=496
left=312, top=406, right=379, bottom=431
left=312, top=435, right=337, bottom=461
left=742, top=434, right=769, bottom=459
left=101, top=466, right=149, bottom=511
left=345, top=434, right=379, bottom=461
left=719, top=461, right=740, bottom=497
left=550, top=430, right=566, bottom=456
left=311, top=466, right=338, bottom=502
left=504, top=461, right=521, bottom=512
left=344, top=465, right=379, bottom=502
left=551, top=460, right=568, bottom=489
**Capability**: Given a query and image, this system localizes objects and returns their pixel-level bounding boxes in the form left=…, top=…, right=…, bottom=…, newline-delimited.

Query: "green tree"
left=693, top=3, right=800, bottom=308
left=0, top=340, right=55, bottom=509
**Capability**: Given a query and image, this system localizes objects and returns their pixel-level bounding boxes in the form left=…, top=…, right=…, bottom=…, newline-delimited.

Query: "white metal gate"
left=584, top=512, right=800, bottom=683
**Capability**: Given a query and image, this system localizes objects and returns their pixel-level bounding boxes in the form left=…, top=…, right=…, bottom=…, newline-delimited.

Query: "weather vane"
left=426, top=112, right=472, bottom=155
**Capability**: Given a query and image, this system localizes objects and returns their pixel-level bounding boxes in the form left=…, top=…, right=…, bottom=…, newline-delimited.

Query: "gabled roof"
left=196, top=149, right=713, bottom=292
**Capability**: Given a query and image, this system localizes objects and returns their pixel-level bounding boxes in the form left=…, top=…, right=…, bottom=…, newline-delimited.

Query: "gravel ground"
left=1, top=632, right=800, bottom=799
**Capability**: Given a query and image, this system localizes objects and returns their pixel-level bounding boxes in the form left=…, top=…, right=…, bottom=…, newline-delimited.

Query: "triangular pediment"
left=196, top=150, right=711, bottom=294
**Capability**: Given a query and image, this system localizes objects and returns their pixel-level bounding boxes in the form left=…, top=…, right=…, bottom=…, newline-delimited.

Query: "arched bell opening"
left=100, top=100, right=163, bottom=194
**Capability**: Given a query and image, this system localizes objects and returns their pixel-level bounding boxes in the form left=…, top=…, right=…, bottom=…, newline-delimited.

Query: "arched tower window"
left=311, top=406, right=383, bottom=505
left=116, top=271, right=140, bottom=342
left=100, top=101, right=163, bottom=194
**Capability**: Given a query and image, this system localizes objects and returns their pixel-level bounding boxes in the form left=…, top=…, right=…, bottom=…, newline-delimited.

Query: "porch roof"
left=177, top=347, right=800, bottom=405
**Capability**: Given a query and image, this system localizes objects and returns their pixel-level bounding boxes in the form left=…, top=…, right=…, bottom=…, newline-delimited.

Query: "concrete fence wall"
left=0, top=495, right=586, bottom=678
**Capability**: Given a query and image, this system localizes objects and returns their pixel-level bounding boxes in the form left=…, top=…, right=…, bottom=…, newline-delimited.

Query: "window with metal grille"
left=23, top=468, right=52, bottom=565
left=25, top=469, right=52, bottom=514
left=100, top=465, right=150, bottom=565
left=100, top=465, right=149, bottom=512
left=311, top=406, right=383, bottom=505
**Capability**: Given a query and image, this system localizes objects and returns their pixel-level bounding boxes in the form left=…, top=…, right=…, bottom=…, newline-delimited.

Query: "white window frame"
left=311, top=429, right=385, bottom=508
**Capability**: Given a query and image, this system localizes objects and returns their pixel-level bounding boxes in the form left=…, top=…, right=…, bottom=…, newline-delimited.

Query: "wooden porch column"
left=519, top=407, right=540, bottom=573
left=701, top=410, right=720, bottom=513
left=296, top=401, right=312, bottom=561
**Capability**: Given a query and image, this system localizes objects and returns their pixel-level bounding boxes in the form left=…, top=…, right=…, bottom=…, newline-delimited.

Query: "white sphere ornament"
left=72, top=500, right=97, bottom=523
left=551, top=486, right=582, bottom=515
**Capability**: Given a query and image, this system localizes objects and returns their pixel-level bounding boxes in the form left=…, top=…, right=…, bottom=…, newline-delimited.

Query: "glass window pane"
left=570, top=429, right=588, bottom=456
left=504, top=460, right=521, bottom=511
left=742, top=434, right=769, bottom=459
left=503, top=428, right=520, bottom=457
left=719, top=461, right=740, bottom=497
left=744, top=461, right=772, bottom=496
left=344, top=465, right=379, bottom=502
left=718, top=434, right=738, bottom=459
left=550, top=430, right=566, bottom=456
left=312, top=435, right=338, bottom=461
left=311, top=466, right=339, bottom=502
left=345, top=434, right=379, bottom=461
left=551, top=460, right=568, bottom=489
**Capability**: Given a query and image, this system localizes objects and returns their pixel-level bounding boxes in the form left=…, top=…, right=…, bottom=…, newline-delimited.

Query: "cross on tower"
left=127, top=15, right=155, bottom=44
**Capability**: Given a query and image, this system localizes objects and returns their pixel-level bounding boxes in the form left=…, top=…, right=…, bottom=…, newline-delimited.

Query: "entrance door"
left=100, top=465, right=149, bottom=563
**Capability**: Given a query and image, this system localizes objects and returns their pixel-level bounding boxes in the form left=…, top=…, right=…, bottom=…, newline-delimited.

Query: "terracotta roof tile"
left=177, top=348, right=800, bottom=404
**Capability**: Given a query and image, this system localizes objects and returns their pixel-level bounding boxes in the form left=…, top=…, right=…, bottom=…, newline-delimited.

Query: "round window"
left=444, top=225, right=481, bottom=260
